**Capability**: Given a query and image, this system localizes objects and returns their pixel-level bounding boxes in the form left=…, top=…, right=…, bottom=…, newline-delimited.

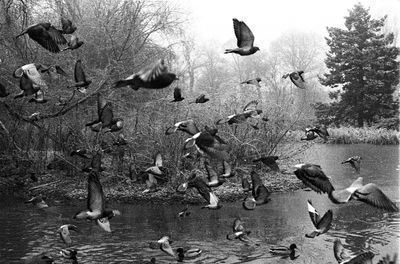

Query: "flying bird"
left=305, top=200, right=332, bottom=238
left=157, top=236, right=176, bottom=258
left=204, top=160, right=225, bottom=187
left=341, top=156, right=362, bottom=174
left=282, top=71, right=306, bottom=89
left=216, top=100, right=262, bottom=126
left=270, top=244, right=298, bottom=260
left=143, top=153, right=166, bottom=193
left=73, top=171, right=121, bottom=232
left=14, top=63, right=48, bottom=88
left=293, top=163, right=335, bottom=194
left=184, top=131, right=232, bottom=177
left=253, top=156, right=280, bottom=172
left=180, top=173, right=222, bottom=209
left=172, top=87, right=184, bottom=102
left=165, top=119, right=200, bottom=136
left=69, top=59, right=91, bottom=93
left=57, top=224, right=78, bottom=246
left=28, top=89, right=47, bottom=104
left=301, top=128, right=318, bottom=141
left=114, top=59, right=178, bottom=90
left=86, top=94, right=122, bottom=132
left=333, top=239, right=374, bottom=264
left=308, top=126, right=329, bottom=142
left=189, top=94, right=209, bottom=104
left=227, top=217, right=252, bottom=242
left=250, top=170, right=271, bottom=205
left=62, top=35, right=84, bottom=51
left=225, top=18, right=260, bottom=56
left=241, top=77, right=261, bottom=87
left=16, top=23, right=67, bottom=53
left=328, top=177, right=399, bottom=212
left=60, top=18, right=77, bottom=34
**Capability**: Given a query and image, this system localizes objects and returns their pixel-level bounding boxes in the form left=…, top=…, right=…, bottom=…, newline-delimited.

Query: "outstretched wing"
left=356, top=183, right=399, bottom=212
left=232, top=18, right=255, bottom=48
left=333, top=239, right=349, bottom=263
left=140, top=59, right=167, bottom=82
left=74, top=60, right=87, bottom=83
left=87, top=171, right=104, bottom=214
left=307, top=200, right=320, bottom=228
left=243, top=100, right=258, bottom=112
left=154, top=153, right=163, bottom=167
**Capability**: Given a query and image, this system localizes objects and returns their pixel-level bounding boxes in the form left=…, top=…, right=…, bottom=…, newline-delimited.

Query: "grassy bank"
left=328, top=127, right=399, bottom=145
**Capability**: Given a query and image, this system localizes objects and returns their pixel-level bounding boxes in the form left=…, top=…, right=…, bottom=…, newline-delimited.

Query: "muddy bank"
left=1, top=166, right=305, bottom=205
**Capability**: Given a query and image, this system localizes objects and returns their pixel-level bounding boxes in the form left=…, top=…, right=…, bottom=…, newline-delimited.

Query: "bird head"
left=289, top=244, right=297, bottom=250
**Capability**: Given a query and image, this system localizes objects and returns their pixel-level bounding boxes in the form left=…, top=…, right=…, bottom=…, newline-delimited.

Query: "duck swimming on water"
left=270, top=244, right=298, bottom=260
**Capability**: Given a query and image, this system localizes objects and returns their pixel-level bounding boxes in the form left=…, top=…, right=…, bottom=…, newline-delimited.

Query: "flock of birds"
left=1, top=16, right=397, bottom=264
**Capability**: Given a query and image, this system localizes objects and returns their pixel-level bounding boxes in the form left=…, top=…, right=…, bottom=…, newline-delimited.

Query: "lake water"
left=0, top=144, right=398, bottom=263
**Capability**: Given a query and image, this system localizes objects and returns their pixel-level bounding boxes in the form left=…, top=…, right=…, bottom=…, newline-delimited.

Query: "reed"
left=328, top=127, right=399, bottom=145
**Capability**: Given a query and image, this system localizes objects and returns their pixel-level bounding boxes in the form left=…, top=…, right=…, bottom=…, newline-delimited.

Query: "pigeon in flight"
left=225, top=18, right=260, bottom=56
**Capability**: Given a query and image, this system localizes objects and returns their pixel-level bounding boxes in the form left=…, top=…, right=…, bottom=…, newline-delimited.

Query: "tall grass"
left=328, top=127, right=399, bottom=145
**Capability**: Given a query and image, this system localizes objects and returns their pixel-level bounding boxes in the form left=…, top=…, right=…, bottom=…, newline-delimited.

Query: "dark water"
left=0, top=144, right=398, bottom=263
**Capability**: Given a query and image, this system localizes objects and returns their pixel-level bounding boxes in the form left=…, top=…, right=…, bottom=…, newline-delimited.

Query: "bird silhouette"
left=305, top=200, right=332, bottom=238
left=69, top=59, right=91, bottom=93
left=57, top=224, right=78, bottom=246
left=282, top=71, right=306, bottom=89
left=329, top=177, right=399, bottom=212
left=216, top=100, right=262, bottom=126
left=250, top=170, right=271, bottom=205
left=59, top=249, right=78, bottom=264
left=293, top=163, right=335, bottom=194
left=189, top=94, right=209, bottom=104
left=227, top=217, right=251, bottom=242
left=0, top=81, right=9, bottom=97
left=253, top=156, right=280, bottom=172
left=143, top=153, right=166, bottom=193
left=225, top=18, right=259, bottom=56
left=341, top=156, right=362, bottom=174
left=204, top=160, right=225, bottom=187
left=74, top=171, right=121, bottom=232
left=270, top=244, right=298, bottom=260
left=60, top=18, right=77, bottom=34
left=241, top=77, right=261, bottom=87
left=301, top=128, right=318, bottom=141
left=16, top=23, right=67, bottom=53
left=165, top=120, right=200, bottom=136
left=114, top=59, right=178, bottom=90
left=172, top=87, right=184, bottom=102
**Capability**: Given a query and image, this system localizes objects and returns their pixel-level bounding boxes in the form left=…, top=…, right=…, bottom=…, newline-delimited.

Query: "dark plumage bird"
left=225, top=18, right=259, bottom=56
left=143, top=153, right=166, bottom=193
left=333, top=239, right=374, bottom=264
left=184, top=131, right=232, bottom=177
left=69, top=60, right=91, bottom=93
left=60, top=18, right=77, bottom=34
left=86, top=94, right=122, bottom=132
left=253, top=156, right=280, bottom=172
left=28, top=89, right=47, bottom=104
left=341, top=156, right=362, bottom=174
left=227, top=217, right=251, bottom=242
left=0, top=81, right=9, bottom=97
left=301, top=128, right=318, bottom=141
left=58, top=224, right=78, bottom=246
left=189, top=94, right=209, bottom=104
left=74, top=171, right=121, bottom=232
left=376, top=254, right=397, bottom=264
left=62, top=35, right=84, bottom=51
left=172, top=87, right=184, bottom=102
left=70, top=149, right=91, bottom=159
left=308, top=126, right=329, bottom=142
left=24, top=253, right=54, bottom=264
left=216, top=100, right=262, bottom=126
left=60, top=249, right=78, bottom=264
left=180, top=173, right=222, bottom=209
left=293, top=163, right=335, bottom=194
left=25, top=196, right=49, bottom=209
left=114, top=59, right=178, bottom=90
left=305, top=200, right=332, bottom=238
left=16, top=23, right=67, bottom=53
left=165, top=119, right=200, bottom=136
left=241, top=77, right=261, bottom=87
left=270, top=244, right=298, bottom=260
left=250, top=170, right=271, bottom=205
left=282, top=71, right=306, bottom=89
left=204, top=160, right=225, bottom=187
left=328, top=177, right=399, bottom=212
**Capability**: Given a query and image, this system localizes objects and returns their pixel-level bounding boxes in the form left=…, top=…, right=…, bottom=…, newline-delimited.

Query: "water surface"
left=0, top=144, right=398, bottom=263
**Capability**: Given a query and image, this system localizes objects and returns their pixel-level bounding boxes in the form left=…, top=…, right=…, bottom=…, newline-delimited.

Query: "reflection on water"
left=0, top=144, right=398, bottom=263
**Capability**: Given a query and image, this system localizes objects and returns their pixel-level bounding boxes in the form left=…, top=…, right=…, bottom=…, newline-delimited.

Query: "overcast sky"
left=174, top=0, right=400, bottom=48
